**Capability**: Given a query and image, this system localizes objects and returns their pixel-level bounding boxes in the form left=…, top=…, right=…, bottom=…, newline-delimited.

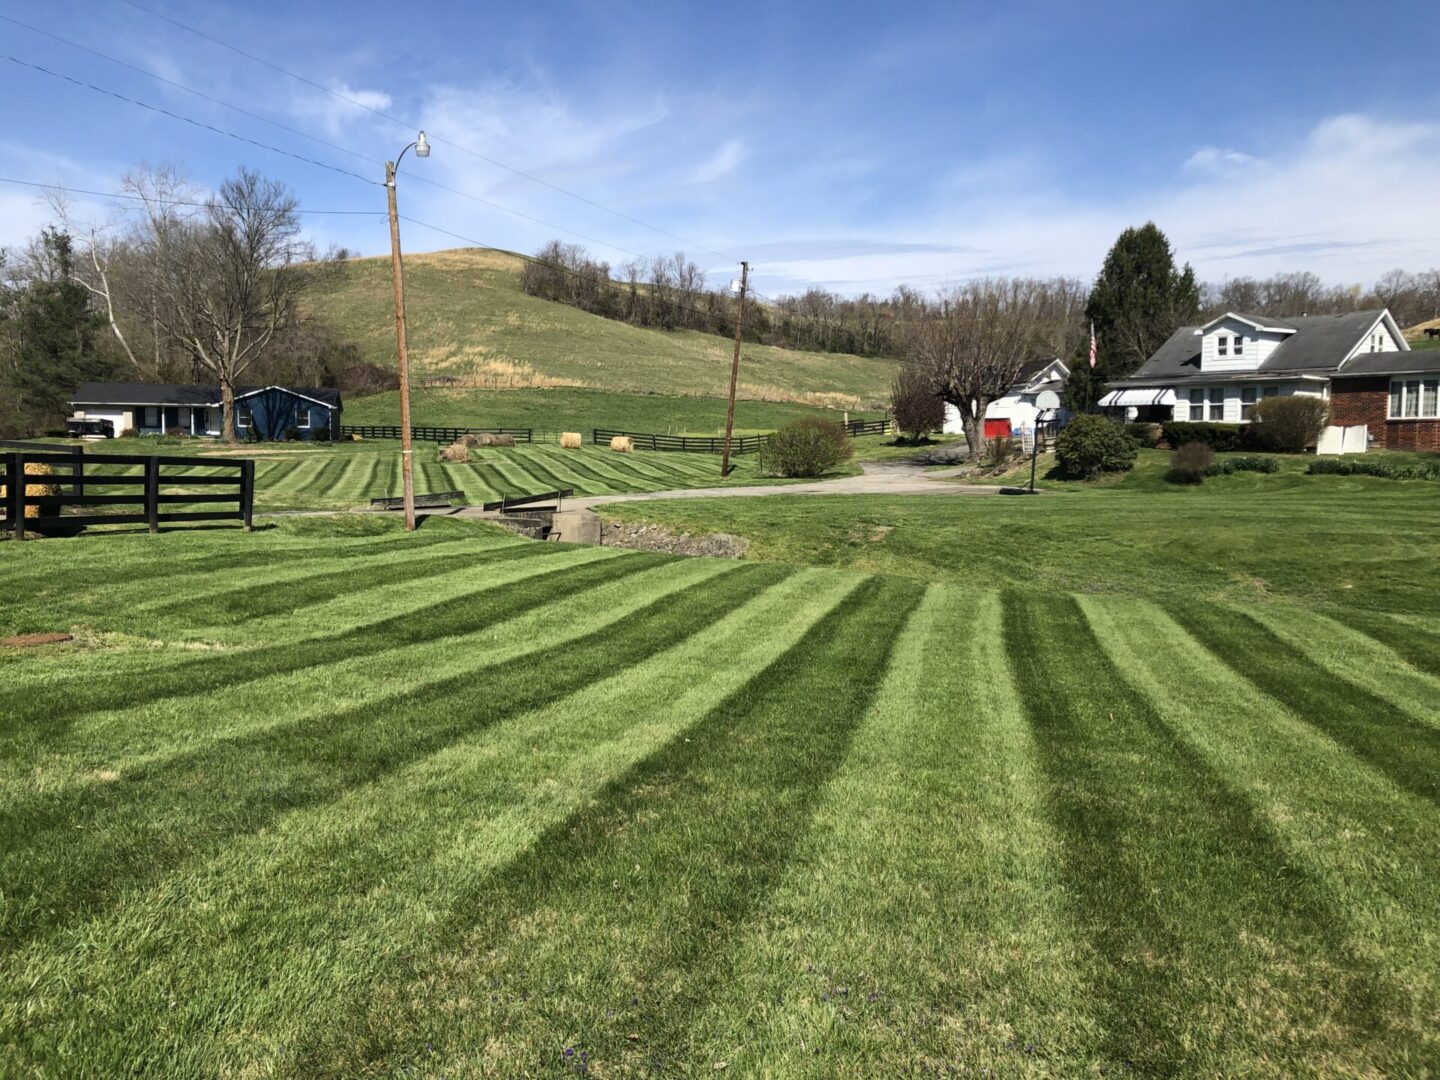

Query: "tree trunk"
left=963, top=413, right=987, bottom=459
left=220, top=380, right=237, bottom=443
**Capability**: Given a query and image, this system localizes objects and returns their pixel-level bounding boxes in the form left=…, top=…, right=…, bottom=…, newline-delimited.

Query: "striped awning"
left=1099, top=388, right=1177, bottom=407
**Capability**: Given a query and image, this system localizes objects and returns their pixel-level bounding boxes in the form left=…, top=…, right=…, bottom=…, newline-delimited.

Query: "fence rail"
left=2, top=448, right=253, bottom=537
left=339, top=425, right=534, bottom=444
left=592, top=429, right=770, bottom=454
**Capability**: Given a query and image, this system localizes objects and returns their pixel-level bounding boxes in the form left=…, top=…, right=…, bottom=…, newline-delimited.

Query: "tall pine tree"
left=1065, top=223, right=1200, bottom=410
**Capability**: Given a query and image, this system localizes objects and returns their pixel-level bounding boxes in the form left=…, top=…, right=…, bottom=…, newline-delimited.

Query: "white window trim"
left=1217, top=334, right=1229, bottom=357
left=1388, top=378, right=1440, bottom=420
left=296, top=407, right=312, bottom=429
left=1233, top=334, right=1245, bottom=356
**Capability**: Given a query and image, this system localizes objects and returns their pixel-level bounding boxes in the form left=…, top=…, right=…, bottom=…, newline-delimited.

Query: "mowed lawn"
left=78, top=439, right=775, bottom=512
left=1, top=493, right=1438, bottom=1075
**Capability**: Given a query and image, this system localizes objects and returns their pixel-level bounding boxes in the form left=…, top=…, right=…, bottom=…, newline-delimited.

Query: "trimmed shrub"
left=987, top=435, right=1016, bottom=468
left=758, top=416, right=852, bottom=478
left=165, top=426, right=188, bottom=438
left=119, top=427, right=138, bottom=438
left=1054, top=414, right=1137, bottom=480
left=610, top=435, right=634, bottom=454
left=1126, top=422, right=1163, bottom=448
left=560, top=431, right=582, bottom=450
left=1308, top=458, right=1440, bottom=481
left=1161, top=421, right=1245, bottom=452
left=1247, top=395, right=1329, bottom=453
left=1208, top=454, right=1281, bottom=476
left=1170, top=441, right=1214, bottom=484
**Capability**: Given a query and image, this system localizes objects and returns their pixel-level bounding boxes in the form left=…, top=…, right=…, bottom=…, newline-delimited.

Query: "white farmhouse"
left=942, top=358, right=1070, bottom=439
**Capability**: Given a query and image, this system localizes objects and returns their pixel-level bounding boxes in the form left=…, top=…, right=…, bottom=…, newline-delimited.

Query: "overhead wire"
left=114, top=0, right=740, bottom=263
left=0, top=175, right=385, bottom=215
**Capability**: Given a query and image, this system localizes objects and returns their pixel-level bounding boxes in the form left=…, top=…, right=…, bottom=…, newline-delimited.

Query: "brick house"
left=1103, top=308, right=1440, bottom=450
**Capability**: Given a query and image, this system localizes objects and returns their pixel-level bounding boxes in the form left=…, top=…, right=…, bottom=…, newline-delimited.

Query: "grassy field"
left=2, top=481, right=1437, bottom=1074
left=76, top=438, right=800, bottom=512
left=344, top=385, right=883, bottom=436
left=308, top=248, right=895, bottom=409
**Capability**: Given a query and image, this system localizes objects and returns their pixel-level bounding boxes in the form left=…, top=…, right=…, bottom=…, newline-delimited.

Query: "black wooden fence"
left=591, top=429, right=771, bottom=454
left=2, top=443, right=253, bottom=537
left=843, top=418, right=891, bottom=437
left=339, top=425, right=534, bottom=443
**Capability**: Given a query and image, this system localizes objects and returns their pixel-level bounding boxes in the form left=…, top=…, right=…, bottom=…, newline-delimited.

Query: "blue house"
left=68, top=382, right=343, bottom=440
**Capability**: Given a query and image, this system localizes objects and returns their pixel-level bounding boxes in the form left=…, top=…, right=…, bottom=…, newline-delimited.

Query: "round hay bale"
left=438, top=442, right=470, bottom=463
left=459, top=433, right=485, bottom=448
left=350, top=433, right=364, bottom=441
left=560, top=431, right=582, bottom=450
left=486, top=433, right=516, bottom=448
left=0, top=462, right=59, bottom=519
left=610, top=435, right=634, bottom=454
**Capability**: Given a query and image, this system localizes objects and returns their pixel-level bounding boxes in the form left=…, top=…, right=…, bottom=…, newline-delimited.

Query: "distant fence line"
left=2, top=442, right=253, bottom=537
left=339, top=417, right=891, bottom=456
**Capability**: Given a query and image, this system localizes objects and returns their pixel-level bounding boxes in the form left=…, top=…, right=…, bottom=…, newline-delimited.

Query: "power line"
left=3, top=22, right=647, bottom=261
left=115, top=0, right=740, bottom=263
left=2, top=54, right=380, bottom=186
left=0, top=176, right=386, bottom=215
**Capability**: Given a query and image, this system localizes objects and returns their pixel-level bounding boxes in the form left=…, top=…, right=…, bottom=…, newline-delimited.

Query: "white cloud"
left=289, top=82, right=395, bottom=138
left=688, top=139, right=746, bottom=184
left=1183, top=145, right=1258, bottom=174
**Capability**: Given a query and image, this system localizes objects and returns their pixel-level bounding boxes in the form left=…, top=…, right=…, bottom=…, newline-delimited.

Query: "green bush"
left=284, top=426, right=302, bottom=442
left=1307, top=458, right=1440, bottom=481
left=1054, top=414, right=1137, bottom=480
left=1170, top=441, right=1213, bottom=483
left=1247, top=395, right=1329, bottom=453
left=758, top=417, right=852, bottom=478
left=1208, top=454, right=1281, bottom=476
left=1125, top=422, right=1163, bottom=448
left=1161, top=421, right=1246, bottom=451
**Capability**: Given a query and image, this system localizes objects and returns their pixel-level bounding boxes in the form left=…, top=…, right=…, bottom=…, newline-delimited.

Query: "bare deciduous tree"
left=906, top=278, right=1076, bottom=457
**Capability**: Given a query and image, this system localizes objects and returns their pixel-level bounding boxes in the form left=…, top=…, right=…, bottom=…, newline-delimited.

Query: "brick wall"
left=1330, top=377, right=1440, bottom=451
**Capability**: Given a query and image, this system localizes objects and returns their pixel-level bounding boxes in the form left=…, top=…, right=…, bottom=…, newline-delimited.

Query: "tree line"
left=1, top=165, right=392, bottom=439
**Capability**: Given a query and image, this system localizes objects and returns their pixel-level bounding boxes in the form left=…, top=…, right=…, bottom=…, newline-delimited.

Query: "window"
left=1241, top=386, right=1257, bottom=420
left=1189, top=388, right=1205, bottom=420
left=1233, top=334, right=1245, bottom=356
left=1390, top=379, right=1440, bottom=419
left=296, top=407, right=312, bottom=429
left=1209, top=388, right=1226, bottom=422
left=237, top=406, right=252, bottom=428
left=140, top=406, right=159, bottom=428
left=1217, top=335, right=1229, bottom=357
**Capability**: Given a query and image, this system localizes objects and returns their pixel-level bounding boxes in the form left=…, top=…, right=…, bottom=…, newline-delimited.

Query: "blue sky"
left=3, top=0, right=1439, bottom=298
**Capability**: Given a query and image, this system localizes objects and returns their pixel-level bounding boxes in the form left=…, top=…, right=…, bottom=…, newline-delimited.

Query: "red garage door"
left=984, top=418, right=1012, bottom=439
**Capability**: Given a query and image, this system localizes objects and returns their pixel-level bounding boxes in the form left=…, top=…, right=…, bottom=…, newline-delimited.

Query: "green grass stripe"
left=0, top=545, right=633, bottom=737
left=548, top=447, right=665, bottom=488
left=291, top=576, right=923, bottom=1075
left=1317, top=606, right=1440, bottom=679
left=2, top=557, right=737, bottom=801
left=1168, top=603, right=1440, bottom=804
left=142, top=540, right=541, bottom=627
left=1247, top=606, right=1440, bottom=728
left=1079, top=595, right=1438, bottom=1062
left=524, top=447, right=627, bottom=492
left=0, top=561, right=783, bottom=946
left=674, top=587, right=1091, bottom=1074
left=1003, top=592, right=1389, bottom=1074
left=2, top=568, right=853, bottom=1075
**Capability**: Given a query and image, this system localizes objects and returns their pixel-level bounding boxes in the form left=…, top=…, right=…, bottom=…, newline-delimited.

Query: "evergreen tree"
left=3, top=229, right=108, bottom=433
left=1065, top=223, right=1200, bottom=410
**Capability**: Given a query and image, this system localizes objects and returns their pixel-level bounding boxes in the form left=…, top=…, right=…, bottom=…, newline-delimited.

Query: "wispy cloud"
left=688, top=139, right=745, bottom=183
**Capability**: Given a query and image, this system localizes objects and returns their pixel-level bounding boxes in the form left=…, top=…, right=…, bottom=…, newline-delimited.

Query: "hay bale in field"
left=350, top=433, right=364, bottom=441
left=0, top=462, right=59, bottom=518
left=438, top=442, right=470, bottom=463
left=610, top=435, right=634, bottom=454
left=560, top=431, right=582, bottom=450
left=481, top=433, right=516, bottom=447
left=459, top=433, right=485, bottom=448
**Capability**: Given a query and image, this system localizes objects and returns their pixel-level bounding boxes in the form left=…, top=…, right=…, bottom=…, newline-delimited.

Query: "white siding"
left=1200, top=318, right=1289, bottom=372
left=1342, top=315, right=1402, bottom=363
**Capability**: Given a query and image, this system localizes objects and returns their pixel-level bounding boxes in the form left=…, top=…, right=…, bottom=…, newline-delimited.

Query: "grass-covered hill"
left=306, top=249, right=898, bottom=426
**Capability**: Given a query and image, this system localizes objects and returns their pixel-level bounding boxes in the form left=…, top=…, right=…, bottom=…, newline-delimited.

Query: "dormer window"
left=1233, top=334, right=1244, bottom=356
left=1217, top=335, right=1229, bottom=357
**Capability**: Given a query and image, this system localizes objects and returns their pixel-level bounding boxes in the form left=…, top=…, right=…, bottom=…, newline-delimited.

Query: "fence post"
left=144, top=456, right=160, bottom=533
left=6, top=453, right=22, bottom=539
left=72, top=444, right=85, bottom=498
left=240, top=459, right=255, bottom=531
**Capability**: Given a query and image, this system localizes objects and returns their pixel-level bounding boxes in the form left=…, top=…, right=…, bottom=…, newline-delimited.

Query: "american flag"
left=1088, top=322, right=1097, bottom=369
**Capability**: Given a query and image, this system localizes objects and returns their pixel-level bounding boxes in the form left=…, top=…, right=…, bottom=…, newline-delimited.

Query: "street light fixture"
left=385, top=131, right=429, bottom=530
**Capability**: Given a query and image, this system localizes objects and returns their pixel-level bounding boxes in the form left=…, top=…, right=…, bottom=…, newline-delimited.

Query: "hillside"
left=1404, top=317, right=1440, bottom=350
left=306, top=248, right=897, bottom=411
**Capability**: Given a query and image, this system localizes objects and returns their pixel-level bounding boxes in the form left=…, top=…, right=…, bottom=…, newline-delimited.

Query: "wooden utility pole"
left=720, top=261, right=749, bottom=477
left=385, top=160, right=417, bottom=531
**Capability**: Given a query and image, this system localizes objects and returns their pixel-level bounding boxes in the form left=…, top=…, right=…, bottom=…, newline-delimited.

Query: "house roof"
left=1331, top=350, right=1440, bottom=378
left=1198, top=311, right=1299, bottom=334
left=1127, top=309, right=1393, bottom=382
left=69, top=382, right=342, bottom=408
